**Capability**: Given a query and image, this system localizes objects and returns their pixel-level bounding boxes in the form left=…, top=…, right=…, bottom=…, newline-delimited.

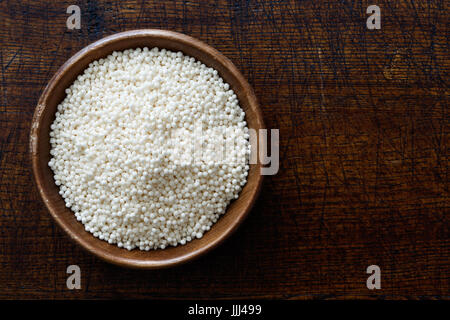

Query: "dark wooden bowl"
left=30, top=29, right=264, bottom=269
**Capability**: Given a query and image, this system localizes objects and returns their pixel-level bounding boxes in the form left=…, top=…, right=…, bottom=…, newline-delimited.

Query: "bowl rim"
left=30, top=29, right=265, bottom=269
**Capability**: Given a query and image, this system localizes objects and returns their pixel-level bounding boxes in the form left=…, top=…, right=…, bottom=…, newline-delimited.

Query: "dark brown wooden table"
left=0, top=0, right=448, bottom=299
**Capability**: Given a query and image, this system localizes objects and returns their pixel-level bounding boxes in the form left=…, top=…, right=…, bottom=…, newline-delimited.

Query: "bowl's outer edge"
left=30, top=29, right=265, bottom=269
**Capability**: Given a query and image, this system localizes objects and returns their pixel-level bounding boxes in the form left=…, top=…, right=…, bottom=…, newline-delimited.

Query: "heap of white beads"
left=48, top=47, right=250, bottom=251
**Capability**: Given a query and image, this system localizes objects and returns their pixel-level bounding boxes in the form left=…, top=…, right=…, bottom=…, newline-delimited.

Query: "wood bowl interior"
left=30, top=30, right=264, bottom=269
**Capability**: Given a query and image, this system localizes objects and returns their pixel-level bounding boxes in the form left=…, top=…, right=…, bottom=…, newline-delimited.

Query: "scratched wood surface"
left=0, top=0, right=448, bottom=299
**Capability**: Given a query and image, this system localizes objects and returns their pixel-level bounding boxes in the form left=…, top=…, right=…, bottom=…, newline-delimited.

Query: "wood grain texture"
left=0, top=0, right=448, bottom=299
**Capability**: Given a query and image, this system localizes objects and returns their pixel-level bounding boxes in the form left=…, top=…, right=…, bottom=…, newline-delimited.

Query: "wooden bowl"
left=30, top=29, right=264, bottom=269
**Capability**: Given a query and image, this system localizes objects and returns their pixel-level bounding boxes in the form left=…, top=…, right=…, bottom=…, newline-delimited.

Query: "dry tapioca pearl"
left=49, top=47, right=250, bottom=251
